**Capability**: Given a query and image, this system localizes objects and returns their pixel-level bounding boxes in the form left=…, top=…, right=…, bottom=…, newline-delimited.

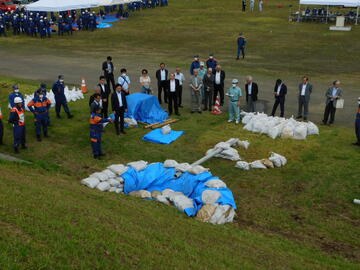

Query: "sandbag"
left=241, top=113, right=254, bottom=124
left=90, top=172, right=109, bottom=181
left=109, top=187, right=116, bottom=192
left=115, top=177, right=125, bottom=183
left=96, top=181, right=111, bottom=192
left=205, top=179, right=227, bottom=189
left=168, top=192, right=185, bottom=202
left=115, top=188, right=123, bottom=194
left=81, top=177, right=100, bottom=189
left=238, top=140, right=250, bottom=150
left=108, top=178, right=121, bottom=187
left=187, top=165, right=208, bottom=175
left=252, top=119, right=266, bottom=133
left=202, top=190, right=221, bottom=204
left=163, top=159, right=179, bottom=168
left=138, top=190, right=152, bottom=198
left=172, top=195, right=194, bottom=212
left=209, top=205, right=236, bottom=225
left=124, top=117, right=138, bottom=127
left=175, top=163, right=192, bottom=172
left=127, top=160, right=148, bottom=171
left=293, top=124, right=308, bottom=140
left=214, top=142, right=231, bottom=150
left=151, top=190, right=162, bottom=198
left=281, top=125, right=294, bottom=139
left=102, top=169, right=116, bottom=178
left=162, top=189, right=175, bottom=198
left=196, top=204, right=217, bottom=222
left=129, top=191, right=142, bottom=197
left=243, top=120, right=254, bottom=132
left=261, top=158, right=274, bottom=169
left=107, top=164, right=129, bottom=175
left=268, top=125, right=282, bottom=139
left=161, top=124, right=172, bottom=135
left=269, top=152, right=287, bottom=167
left=250, top=160, right=267, bottom=169
left=235, top=161, right=250, bottom=170
left=307, top=121, right=319, bottom=135
left=156, top=195, right=171, bottom=205
left=215, top=148, right=241, bottom=161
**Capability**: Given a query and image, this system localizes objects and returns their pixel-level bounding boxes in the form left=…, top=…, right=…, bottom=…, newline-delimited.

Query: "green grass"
left=0, top=74, right=359, bottom=269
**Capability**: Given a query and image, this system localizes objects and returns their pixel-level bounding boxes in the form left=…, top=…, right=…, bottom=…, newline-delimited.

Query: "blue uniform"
left=90, top=113, right=110, bottom=158
left=206, top=59, right=218, bottom=70
left=190, top=61, right=200, bottom=75
left=9, top=92, right=24, bottom=108
left=9, top=106, right=26, bottom=148
left=27, top=96, right=51, bottom=136
left=355, top=105, right=360, bottom=144
left=237, top=35, right=247, bottom=59
left=52, top=80, right=71, bottom=116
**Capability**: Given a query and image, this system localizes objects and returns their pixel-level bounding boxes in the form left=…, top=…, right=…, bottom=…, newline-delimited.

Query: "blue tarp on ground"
left=122, top=163, right=237, bottom=217
left=97, top=22, right=113, bottom=29
left=125, top=93, right=168, bottom=124
left=142, top=128, right=184, bottom=144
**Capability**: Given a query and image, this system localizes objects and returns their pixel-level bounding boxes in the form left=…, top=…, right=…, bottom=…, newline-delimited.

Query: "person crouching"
left=90, top=95, right=113, bottom=159
left=9, top=97, right=27, bottom=153
left=227, top=79, right=242, bottom=124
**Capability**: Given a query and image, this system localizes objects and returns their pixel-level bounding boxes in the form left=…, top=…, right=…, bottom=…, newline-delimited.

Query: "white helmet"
left=14, top=97, right=23, bottom=104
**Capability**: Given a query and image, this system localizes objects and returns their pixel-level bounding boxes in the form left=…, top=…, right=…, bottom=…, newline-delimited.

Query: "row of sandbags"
left=241, top=112, right=319, bottom=140
left=23, top=86, right=84, bottom=111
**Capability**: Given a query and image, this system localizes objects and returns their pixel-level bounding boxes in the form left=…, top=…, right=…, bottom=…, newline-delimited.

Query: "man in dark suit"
left=102, top=56, right=115, bottom=91
left=155, top=63, right=168, bottom=104
left=97, top=75, right=111, bottom=118
left=297, top=76, right=313, bottom=121
left=245, top=75, right=258, bottom=112
left=111, top=84, right=128, bottom=135
left=165, top=73, right=180, bottom=116
left=213, top=65, right=226, bottom=106
left=271, top=79, right=287, bottom=117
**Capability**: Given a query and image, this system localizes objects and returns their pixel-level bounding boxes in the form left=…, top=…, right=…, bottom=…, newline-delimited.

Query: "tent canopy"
left=26, top=0, right=100, bottom=12
left=299, top=0, right=360, bottom=6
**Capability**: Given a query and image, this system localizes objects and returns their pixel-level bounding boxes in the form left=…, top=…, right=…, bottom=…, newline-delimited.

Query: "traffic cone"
left=81, top=78, right=87, bottom=94
left=211, top=96, right=222, bottom=115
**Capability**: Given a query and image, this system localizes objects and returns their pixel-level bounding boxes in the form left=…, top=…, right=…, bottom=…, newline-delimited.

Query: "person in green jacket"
left=227, top=79, right=242, bottom=124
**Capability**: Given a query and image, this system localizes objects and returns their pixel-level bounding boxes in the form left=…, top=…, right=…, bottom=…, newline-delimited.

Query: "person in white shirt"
left=213, top=65, right=225, bottom=106
left=156, top=63, right=169, bottom=104
left=271, top=79, right=287, bottom=117
left=140, top=69, right=151, bottom=94
left=322, top=80, right=342, bottom=125
left=118, top=68, right=131, bottom=95
left=297, top=76, right=313, bottom=121
left=174, top=68, right=185, bottom=107
left=166, top=73, right=180, bottom=115
left=245, top=75, right=259, bottom=112
left=259, top=0, right=263, bottom=12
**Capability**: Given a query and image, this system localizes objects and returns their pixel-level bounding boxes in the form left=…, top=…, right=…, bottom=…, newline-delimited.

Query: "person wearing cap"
left=236, top=33, right=247, bottom=60
left=34, top=83, right=48, bottom=97
left=203, top=68, right=215, bottom=111
left=52, top=75, right=74, bottom=119
left=353, top=97, right=360, bottom=146
left=118, top=68, right=131, bottom=95
left=90, top=97, right=113, bottom=159
left=58, top=15, right=64, bottom=36
left=206, top=54, right=218, bottom=70
left=9, top=97, right=26, bottom=153
left=0, top=17, right=6, bottom=37
left=227, top=79, right=242, bottom=124
left=27, top=91, right=51, bottom=141
left=8, top=85, right=24, bottom=109
left=174, top=68, right=185, bottom=108
left=0, top=106, right=3, bottom=145
left=102, top=56, right=116, bottom=91
left=190, top=55, right=200, bottom=76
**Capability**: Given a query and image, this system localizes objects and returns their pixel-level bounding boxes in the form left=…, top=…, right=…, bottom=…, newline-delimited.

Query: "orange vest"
left=0, top=108, right=3, bottom=120
left=11, top=107, right=25, bottom=126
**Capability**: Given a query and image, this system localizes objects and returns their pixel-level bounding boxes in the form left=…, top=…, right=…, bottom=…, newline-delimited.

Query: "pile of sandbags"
left=235, top=152, right=287, bottom=170
left=81, top=168, right=126, bottom=193
left=205, top=139, right=250, bottom=161
left=241, top=112, right=319, bottom=140
left=23, top=86, right=84, bottom=111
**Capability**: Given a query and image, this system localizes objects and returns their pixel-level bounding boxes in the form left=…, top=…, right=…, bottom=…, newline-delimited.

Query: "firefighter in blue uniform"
left=27, top=92, right=51, bottom=141
left=190, top=55, right=200, bottom=75
left=9, top=85, right=24, bottom=109
left=353, top=97, right=360, bottom=147
left=52, top=75, right=74, bottom=119
left=0, top=16, right=6, bottom=37
left=9, top=97, right=27, bottom=153
left=236, top=32, right=247, bottom=60
left=90, top=95, right=112, bottom=159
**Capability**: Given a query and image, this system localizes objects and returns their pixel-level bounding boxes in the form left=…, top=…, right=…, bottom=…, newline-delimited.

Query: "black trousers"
left=114, top=107, right=125, bottom=134
left=105, top=74, right=116, bottom=91
left=323, top=101, right=336, bottom=124
left=271, top=97, right=285, bottom=117
left=214, top=84, right=224, bottom=106
left=102, top=100, right=109, bottom=118
left=168, top=91, right=179, bottom=115
left=157, top=81, right=168, bottom=104
left=0, top=119, right=3, bottom=144
left=178, top=85, right=183, bottom=106
left=55, top=98, right=71, bottom=115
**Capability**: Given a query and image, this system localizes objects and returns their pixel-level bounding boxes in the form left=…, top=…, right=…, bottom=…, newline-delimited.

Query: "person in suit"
left=111, top=84, right=128, bottom=135
left=245, top=75, right=258, bottom=112
left=213, top=65, right=226, bottom=106
left=155, top=63, right=168, bottom=104
left=242, top=0, right=246, bottom=12
left=96, top=75, right=111, bottom=118
left=166, top=73, right=180, bottom=116
left=203, top=68, right=215, bottom=111
left=322, top=80, right=342, bottom=126
left=271, top=79, right=287, bottom=117
left=174, top=68, right=185, bottom=108
left=102, top=56, right=115, bottom=91
left=190, top=69, right=203, bottom=113
left=297, top=76, right=313, bottom=121
left=353, top=97, right=360, bottom=146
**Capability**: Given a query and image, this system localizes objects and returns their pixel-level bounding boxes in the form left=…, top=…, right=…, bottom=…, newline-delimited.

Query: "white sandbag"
left=172, top=195, right=194, bottom=212
left=162, top=189, right=175, bottom=198
left=115, top=188, right=123, bottom=193
left=151, top=190, right=162, bottom=198
left=175, top=163, right=192, bottom=172
left=241, top=113, right=254, bottom=124
left=261, top=159, right=274, bottom=169
left=196, top=204, right=217, bottom=222
left=281, top=125, right=294, bottom=139
left=109, top=187, right=116, bottom=192
left=215, top=148, right=241, bottom=161
left=124, top=118, right=138, bottom=127
left=102, top=169, right=116, bottom=178
left=238, top=140, right=250, bottom=150
left=209, top=205, right=235, bottom=225
left=115, top=177, right=125, bottom=183
left=235, top=161, right=250, bottom=170
left=214, top=142, right=231, bottom=150
left=139, top=190, right=152, bottom=198
left=81, top=177, right=100, bottom=189
left=161, top=124, right=172, bottom=135
left=250, top=160, right=267, bottom=169
left=268, top=125, right=282, bottom=139
left=307, top=121, right=319, bottom=135
left=107, top=164, right=129, bottom=175
left=252, top=118, right=267, bottom=133
left=90, top=172, right=109, bottom=181
left=243, top=120, right=254, bottom=131
left=269, top=152, right=287, bottom=167
left=127, top=160, right=148, bottom=171
left=205, top=179, right=227, bottom=189
left=293, top=124, right=308, bottom=140
left=168, top=192, right=185, bottom=202
left=187, top=165, right=208, bottom=175
left=163, top=159, right=179, bottom=168
left=156, top=195, right=171, bottom=205
left=96, top=181, right=111, bottom=192
left=108, top=178, right=121, bottom=187
left=202, top=190, right=221, bottom=204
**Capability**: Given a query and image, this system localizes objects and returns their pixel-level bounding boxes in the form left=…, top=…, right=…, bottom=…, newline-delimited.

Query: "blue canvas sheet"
left=142, top=129, right=184, bottom=144
left=125, top=93, right=168, bottom=124
left=122, top=163, right=237, bottom=217
left=97, top=23, right=113, bottom=29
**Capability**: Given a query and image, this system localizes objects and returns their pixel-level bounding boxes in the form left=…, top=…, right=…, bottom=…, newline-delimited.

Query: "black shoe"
left=175, top=113, right=180, bottom=116
left=236, top=57, right=239, bottom=60
left=303, top=117, right=307, bottom=121
left=179, top=105, right=183, bottom=108
left=21, top=145, right=27, bottom=149
left=36, top=135, right=42, bottom=142
left=44, top=133, right=49, bottom=138
left=198, top=111, right=202, bottom=114
left=56, top=114, right=61, bottom=119
left=67, top=114, right=74, bottom=119
left=191, top=111, right=195, bottom=114
left=296, top=116, right=302, bottom=119
left=116, top=131, right=120, bottom=135
left=94, top=155, right=101, bottom=159
left=100, top=153, right=106, bottom=156
left=120, top=130, right=126, bottom=134
left=14, top=147, right=19, bottom=154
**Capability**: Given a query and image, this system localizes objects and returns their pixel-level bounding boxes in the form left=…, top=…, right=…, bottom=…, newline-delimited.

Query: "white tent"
left=26, top=0, right=101, bottom=12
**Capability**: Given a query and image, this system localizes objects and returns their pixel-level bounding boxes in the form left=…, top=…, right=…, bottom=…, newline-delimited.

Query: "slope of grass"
left=0, top=75, right=359, bottom=269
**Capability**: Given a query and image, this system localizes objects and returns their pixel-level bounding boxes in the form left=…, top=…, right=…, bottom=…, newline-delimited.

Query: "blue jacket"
left=27, top=96, right=51, bottom=114
left=52, top=81, right=66, bottom=99
left=9, top=92, right=24, bottom=108
left=90, top=113, right=110, bottom=134
left=206, top=59, right=218, bottom=70
left=237, top=36, right=246, bottom=48
left=190, top=61, right=200, bottom=75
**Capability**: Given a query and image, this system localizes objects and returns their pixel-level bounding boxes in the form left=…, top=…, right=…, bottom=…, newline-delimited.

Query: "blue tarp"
left=125, top=93, right=168, bottom=124
left=142, top=129, right=184, bottom=144
left=97, top=23, right=113, bottom=29
left=122, top=163, right=237, bottom=217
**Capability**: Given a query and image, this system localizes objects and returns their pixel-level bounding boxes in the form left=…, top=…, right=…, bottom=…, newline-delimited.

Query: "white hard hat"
left=14, top=97, right=23, bottom=104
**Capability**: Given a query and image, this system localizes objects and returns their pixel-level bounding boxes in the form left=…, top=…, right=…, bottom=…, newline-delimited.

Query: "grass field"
left=1, top=0, right=360, bottom=269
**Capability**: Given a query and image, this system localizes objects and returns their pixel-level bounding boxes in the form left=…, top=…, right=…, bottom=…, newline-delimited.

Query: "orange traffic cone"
left=81, top=78, right=87, bottom=94
left=211, top=96, right=222, bottom=115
